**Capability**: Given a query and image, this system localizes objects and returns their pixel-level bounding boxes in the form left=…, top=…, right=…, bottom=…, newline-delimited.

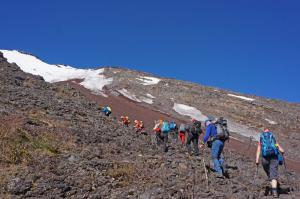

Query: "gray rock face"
left=0, top=53, right=299, bottom=198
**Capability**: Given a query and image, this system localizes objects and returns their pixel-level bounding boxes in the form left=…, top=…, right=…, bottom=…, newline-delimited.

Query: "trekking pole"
left=282, top=154, right=293, bottom=194
left=201, top=147, right=209, bottom=189
left=253, top=164, right=258, bottom=185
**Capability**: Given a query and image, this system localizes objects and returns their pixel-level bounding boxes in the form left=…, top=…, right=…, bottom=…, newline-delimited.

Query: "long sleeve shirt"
left=203, top=123, right=217, bottom=143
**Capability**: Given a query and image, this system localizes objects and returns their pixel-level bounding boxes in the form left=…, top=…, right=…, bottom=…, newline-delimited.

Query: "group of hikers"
left=101, top=106, right=286, bottom=198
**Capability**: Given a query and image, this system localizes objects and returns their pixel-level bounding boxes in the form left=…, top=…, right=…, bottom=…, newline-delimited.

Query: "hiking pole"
left=253, top=164, right=258, bottom=185
left=201, top=147, right=209, bottom=189
left=282, top=154, right=293, bottom=195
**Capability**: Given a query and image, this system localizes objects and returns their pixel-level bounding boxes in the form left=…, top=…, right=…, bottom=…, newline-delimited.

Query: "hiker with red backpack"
left=153, top=120, right=169, bottom=152
left=186, top=119, right=202, bottom=156
left=255, top=129, right=285, bottom=198
left=201, top=117, right=229, bottom=178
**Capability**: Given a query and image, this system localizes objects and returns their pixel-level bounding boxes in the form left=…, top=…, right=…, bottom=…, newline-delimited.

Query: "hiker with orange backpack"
left=120, top=116, right=130, bottom=126
left=255, top=129, right=285, bottom=198
left=134, top=120, right=144, bottom=133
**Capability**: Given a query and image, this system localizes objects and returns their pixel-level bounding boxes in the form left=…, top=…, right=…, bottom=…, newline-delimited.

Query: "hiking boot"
left=216, top=173, right=224, bottom=179
left=272, top=188, right=278, bottom=198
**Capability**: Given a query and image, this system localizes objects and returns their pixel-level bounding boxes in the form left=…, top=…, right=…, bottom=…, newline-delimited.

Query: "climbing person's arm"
left=276, top=142, right=285, bottom=154
left=255, top=142, right=261, bottom=165
left=202, top=125, right=211, bottom=144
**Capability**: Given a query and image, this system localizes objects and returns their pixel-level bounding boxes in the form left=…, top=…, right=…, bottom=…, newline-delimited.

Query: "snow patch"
left=173, top=103, right=208, bottom=121
left=146, top=93, right=155, bottom=99
left=136, top=76, right=160, bottom=85
left=117, top=89, right=142, bottom=103
left=0, top=50, right=113, bottom=95
left=139, top=96, right=153, bottom=104
left=228, top=94, right=254, bottom=101
left=265, top=118, right=277, bottom=125
left=227, top=120, right=259, bottom=141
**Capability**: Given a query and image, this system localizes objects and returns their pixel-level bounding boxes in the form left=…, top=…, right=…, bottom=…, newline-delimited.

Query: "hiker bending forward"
left=201, top=119, right=225, bottom=177
left=153, top=120, right=168, bottom=152
left=186, top=120, right=202, bottom=156
left=256, top=129, right=284, bottom=198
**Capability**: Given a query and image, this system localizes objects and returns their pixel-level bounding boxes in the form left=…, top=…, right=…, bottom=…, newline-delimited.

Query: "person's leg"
left=163, top=133, right=168, bottom=152
left=179, top=132, right=183, bottom=144
left=211, top=140, right=223, bottom=174
left=192, top=134, right=199, bottom=156
left=217, top=141, right=225, bottom=170
left=156, top=132, right=161, bottom=145
left=261, top=157, right=271, bottom=179
left=269, top=157, right=279, bottom=197
left=186, top=133, right=193, bottom=155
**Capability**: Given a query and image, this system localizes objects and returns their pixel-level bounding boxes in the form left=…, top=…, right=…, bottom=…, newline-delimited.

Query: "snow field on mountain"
left=265, top=118, right=277, bottom=125
left=136, top=76, right=160, bottom=85
left=0, top=50, right=113, bottom=94
left=228, top=93, right=255, bottom=101
left=173, top=103, right=208, bottom=121
left=117, top=89, right=154, bottom=104
left=173, top=103, right=259, bottom=140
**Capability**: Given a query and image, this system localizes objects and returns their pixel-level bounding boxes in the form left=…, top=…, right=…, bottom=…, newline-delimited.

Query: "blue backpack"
left=161, top=121, right=170, bottom=133
left=169, top=121, right=176, bottom=130
left=260, top=132, right=278, bottom=157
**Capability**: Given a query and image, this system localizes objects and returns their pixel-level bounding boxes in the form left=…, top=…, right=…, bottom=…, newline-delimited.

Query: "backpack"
left=161, top=121, right=170, bottom=133
left=179, top=123, right=186, bottom=132
left=260, top=132, right=278, bottom=157
left=214, top=118, right=229, bottom=141
left=191, top=121, right=202, bottom=135
left=169, top=121, right=177, bottom=130
left=185, top=124, right=190, bottom=132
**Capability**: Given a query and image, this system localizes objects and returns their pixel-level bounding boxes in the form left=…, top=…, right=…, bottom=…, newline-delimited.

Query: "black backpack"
left=215, top=117, right=229, bottom=141
left=191, top=121, right=202, bottom=135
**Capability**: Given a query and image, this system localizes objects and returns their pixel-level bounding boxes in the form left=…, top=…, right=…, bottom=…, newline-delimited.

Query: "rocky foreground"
left=0, top=53, right=299, bottom=198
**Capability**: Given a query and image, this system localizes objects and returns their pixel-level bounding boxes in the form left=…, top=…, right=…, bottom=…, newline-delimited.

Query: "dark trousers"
left=186, top=132, right=199, bottom=156
left=262, top=155, right=279, bottom=180
left=156, top=132, right=168, bottom=152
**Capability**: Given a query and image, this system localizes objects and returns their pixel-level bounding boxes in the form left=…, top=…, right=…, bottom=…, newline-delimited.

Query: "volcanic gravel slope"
left=0, top=53, right=300, bottom=199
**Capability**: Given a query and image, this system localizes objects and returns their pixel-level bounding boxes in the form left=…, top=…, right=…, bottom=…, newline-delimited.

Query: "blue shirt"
left=203, top=123, right=217, bottom=143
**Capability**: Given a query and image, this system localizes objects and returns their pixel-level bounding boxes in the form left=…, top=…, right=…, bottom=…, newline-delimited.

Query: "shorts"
left=262, top=155, right=279, bottom=180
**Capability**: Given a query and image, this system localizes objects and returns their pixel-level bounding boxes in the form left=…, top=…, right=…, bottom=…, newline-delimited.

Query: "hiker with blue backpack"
left=255, top=129, right=285, bottom=198
left=169, top=121, right=178, bottom=143
left=161, top=120, right=170, bottom=152
left=101, top=106, right=112, bottom=117
left=201, top=117, right=229, bottom=178
left=153, top=120, right=169, bottom=152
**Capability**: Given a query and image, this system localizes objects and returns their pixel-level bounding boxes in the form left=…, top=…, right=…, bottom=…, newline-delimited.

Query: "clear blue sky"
left=1, top=0, right=300, bottom=102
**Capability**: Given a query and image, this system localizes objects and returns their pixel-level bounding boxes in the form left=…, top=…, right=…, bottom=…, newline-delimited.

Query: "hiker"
left=160, top=120, right=170, bottom=152
left=101, top=106, right=112, bottom=117
left=178, top=123, right=187, bottom=145
left=186, top=119, right=202, bottom=156
left=201, top=117, right=229, bottom=177
left=255, top=129, right=285, bottom=198
left=153, top=120, right=163, bottom=145
left=169, top=121, right=178, bottom=143
left=120, top=116, right=130, bottom=126
left=134, top=120, right=144, bottom=133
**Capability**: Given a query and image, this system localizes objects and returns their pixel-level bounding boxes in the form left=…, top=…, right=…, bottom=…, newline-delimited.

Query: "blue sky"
left=1, top=0, right=300, bottom=102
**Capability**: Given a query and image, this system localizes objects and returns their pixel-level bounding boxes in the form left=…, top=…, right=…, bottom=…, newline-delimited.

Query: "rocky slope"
left=1, top=54, right=300, bottom=199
